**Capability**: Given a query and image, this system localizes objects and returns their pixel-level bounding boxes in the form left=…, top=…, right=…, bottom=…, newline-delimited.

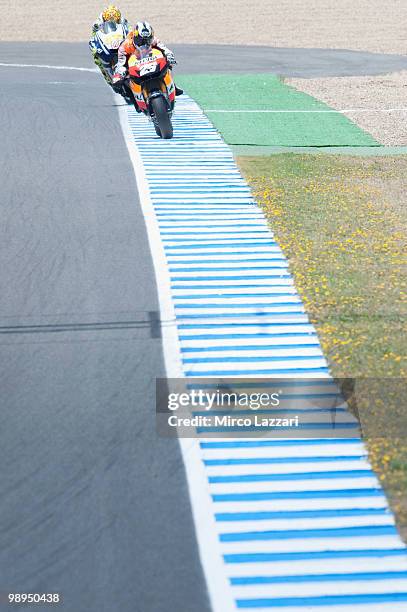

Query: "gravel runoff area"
left=2, top=0, right=406, bottom=54
left=288, top=72, right=407, bottom=146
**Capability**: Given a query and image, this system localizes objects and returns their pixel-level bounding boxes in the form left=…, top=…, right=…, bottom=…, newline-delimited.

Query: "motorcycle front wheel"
left=151, top=96, right=173, bottom=140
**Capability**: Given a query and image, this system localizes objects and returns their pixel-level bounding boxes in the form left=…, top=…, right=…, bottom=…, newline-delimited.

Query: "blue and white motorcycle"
left=89, top=20, right=132, bottom=103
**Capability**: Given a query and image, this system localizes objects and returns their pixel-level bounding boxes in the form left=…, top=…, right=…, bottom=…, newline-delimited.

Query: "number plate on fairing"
left=139, top=62, right=158, bottom=76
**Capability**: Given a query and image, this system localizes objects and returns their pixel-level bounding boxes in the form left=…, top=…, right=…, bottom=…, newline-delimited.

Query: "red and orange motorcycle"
left=127, top=45, right=176, bottom=139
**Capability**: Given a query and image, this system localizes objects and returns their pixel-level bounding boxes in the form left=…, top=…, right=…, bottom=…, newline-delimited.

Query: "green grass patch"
left=177, top=74, right=379, bottom=147
left=238, top=153, right=407, bottom=535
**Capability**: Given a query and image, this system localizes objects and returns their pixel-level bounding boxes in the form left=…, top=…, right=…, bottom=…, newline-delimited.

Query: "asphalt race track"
left=1, top=42, right=407, bottom=77
left=1, top=42, right=407, bottom=612
left=0, top=58, right=211, bottom=611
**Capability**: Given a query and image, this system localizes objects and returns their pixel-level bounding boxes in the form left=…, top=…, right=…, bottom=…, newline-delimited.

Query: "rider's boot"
left=94, top=55, right=113, bottom=87
left=175, top=85, right=183, bottom=96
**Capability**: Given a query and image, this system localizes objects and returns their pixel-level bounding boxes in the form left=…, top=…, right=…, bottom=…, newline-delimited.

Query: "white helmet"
left=133, top=21, right=154, bottom=47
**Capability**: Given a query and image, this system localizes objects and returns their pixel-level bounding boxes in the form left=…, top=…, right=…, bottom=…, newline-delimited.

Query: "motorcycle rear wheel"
left=151, top=96, right=173, bottom=140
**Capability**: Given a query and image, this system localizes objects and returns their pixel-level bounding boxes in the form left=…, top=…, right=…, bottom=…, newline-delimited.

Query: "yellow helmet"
left=102, top=5, right=121, bottom=22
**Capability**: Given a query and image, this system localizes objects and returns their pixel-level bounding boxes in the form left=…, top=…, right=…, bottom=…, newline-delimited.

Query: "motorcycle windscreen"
left=101, top=20, right=120, bottom=34
left=135, top=44, right=154, bottom=60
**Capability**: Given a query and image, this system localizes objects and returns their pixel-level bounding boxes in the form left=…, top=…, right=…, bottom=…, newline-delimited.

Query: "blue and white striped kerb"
left=126, top=96, right=407, bottom=611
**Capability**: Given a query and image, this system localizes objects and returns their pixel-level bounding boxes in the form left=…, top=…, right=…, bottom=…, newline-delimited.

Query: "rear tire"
left=151, top=96, right=173, bottom=139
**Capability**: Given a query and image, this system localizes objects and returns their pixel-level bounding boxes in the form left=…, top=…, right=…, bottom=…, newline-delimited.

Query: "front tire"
left=151, top=96, right=173, bottom=139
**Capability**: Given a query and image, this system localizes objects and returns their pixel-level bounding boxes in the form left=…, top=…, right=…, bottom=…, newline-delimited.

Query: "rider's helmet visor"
left=133, top=33, right=153, bottom=47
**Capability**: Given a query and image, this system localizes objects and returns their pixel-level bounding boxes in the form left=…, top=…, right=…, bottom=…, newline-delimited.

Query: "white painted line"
left=116, top=96, right=236, bottom=612
left=225, top=557, right=407, bottom=578
left=183, top=348, right=324, bottom=360
left=205, top=108, right=407, bottom=113
left=228, top=601, right=405, bottom=612
left=213, top=497, right=387, bottom=513
left=214, top=514, right=394, bottom=531
left=168, top=253, right=283, bottom=261
left=220, top=535, right=404, bottom=555
left=170, top=279, right=295, bottom=287
left=179, top=336, right=317, bottom=348
left=230, top=580, right=407, bottom=599
left=209, top=477, right=378, bottom=495
left=0, top=62, right=98, bottom=73
left=174, top=295, right=300, bottom=304
left=201, top=443, right=368, bottom=460
left=206, top=461, right=372, bottom=477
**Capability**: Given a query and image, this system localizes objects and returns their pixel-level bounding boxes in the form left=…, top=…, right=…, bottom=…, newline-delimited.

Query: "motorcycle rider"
left=90, top=5, right=129, bottom=85
left=112, top=21, right=183, bottom=96
left=91, top=4, right=129, bottom=35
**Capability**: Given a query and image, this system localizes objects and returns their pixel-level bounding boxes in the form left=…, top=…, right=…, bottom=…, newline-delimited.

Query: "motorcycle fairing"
left=128, top=48, right=174, bottom=112
left=91, top=22, right=127, bottom=66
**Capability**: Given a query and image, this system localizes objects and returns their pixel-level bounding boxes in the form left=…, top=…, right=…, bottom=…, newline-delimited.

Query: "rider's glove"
left=165, top=52, right=177, bottom=66
left=112, top=75, right=124, bottom=89
left=113, top=68, right=127, bottom=83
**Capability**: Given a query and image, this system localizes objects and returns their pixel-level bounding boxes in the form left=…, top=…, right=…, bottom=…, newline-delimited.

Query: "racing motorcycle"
left=127, top=45, right=176, bottom=139
left=89, top=20, right=132, bottom=103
